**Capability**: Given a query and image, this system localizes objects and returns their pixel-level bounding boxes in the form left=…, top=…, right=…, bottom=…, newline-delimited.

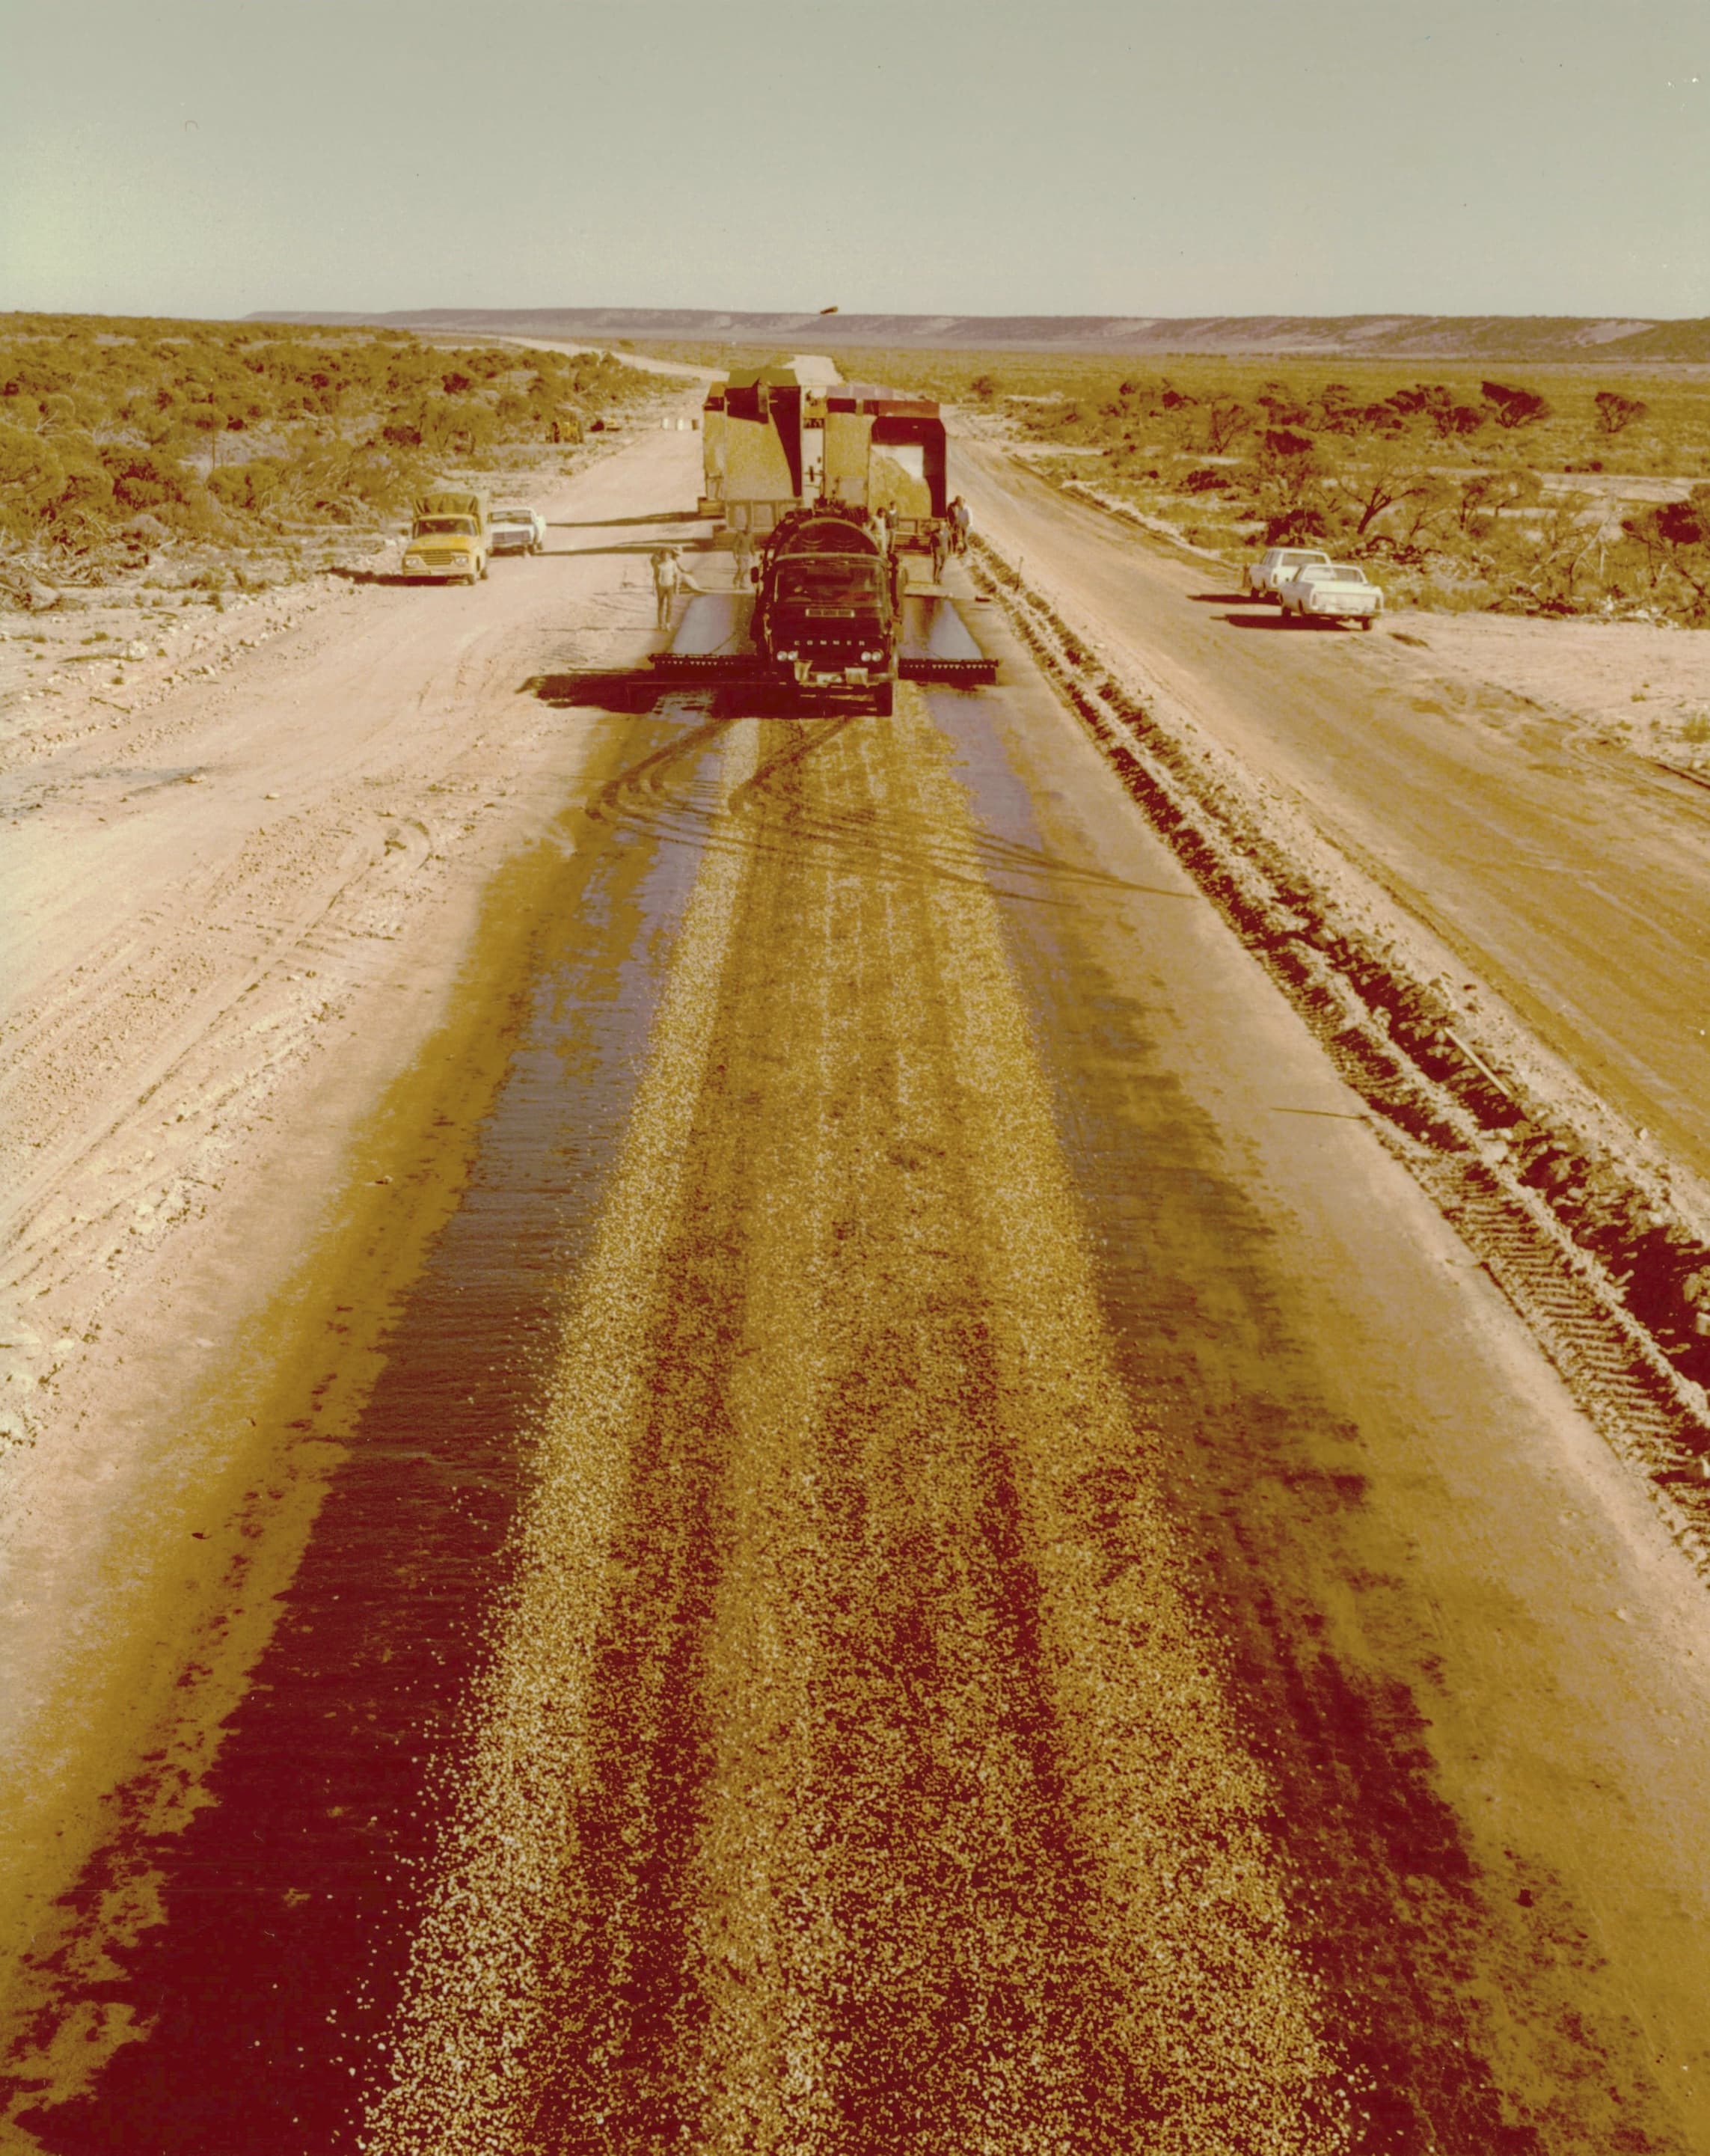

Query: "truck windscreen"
left=414, top=517, right=476, bottom=536
left=776, top=560, right=884, bottom=605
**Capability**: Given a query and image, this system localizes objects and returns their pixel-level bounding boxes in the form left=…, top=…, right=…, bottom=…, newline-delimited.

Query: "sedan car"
left=1245, top=545, right=1331, bottom=600
left=489, top=506, right=548, bottom=556
left=1278, top=560, right=1384, bottom=628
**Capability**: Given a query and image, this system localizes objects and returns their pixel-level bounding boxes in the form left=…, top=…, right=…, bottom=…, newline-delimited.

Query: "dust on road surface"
left=6, top=430, right=1710, bottom=2155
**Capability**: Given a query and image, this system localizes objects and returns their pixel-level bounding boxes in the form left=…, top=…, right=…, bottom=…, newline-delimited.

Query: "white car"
left=1278, top=560, right=1384, bottom=628
left=489, top=506, right=547, bottom=556
left=1245, top=545, right=1331, bottom=600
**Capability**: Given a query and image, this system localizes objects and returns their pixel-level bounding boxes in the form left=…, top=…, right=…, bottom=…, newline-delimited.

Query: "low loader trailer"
left=699, top=355, right=956, bottom=584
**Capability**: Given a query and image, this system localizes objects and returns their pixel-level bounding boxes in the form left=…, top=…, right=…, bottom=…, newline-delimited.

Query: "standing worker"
left=651, top=546, right=683, bottom=629
left=949, top=494, right=971, bottom=556
left=730, top=526, right=754, bottom=589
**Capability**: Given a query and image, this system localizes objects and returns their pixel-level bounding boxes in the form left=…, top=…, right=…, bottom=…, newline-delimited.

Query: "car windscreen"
left=776, top=559, right=885, bottom=606
left=414, top=517, right=475, bottom=536
left=1329, top=565, right=1366, bottom=580
left=494, top=510, right=532, bottom=524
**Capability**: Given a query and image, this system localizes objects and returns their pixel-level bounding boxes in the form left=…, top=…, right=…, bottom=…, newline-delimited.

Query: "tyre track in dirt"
left=0, top=435, right=687, bottom=1472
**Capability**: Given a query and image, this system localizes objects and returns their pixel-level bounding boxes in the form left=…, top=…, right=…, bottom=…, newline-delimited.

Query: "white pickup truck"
left=1278, top=560, right=1384, bottom=628
left=489, top=506, right=547, bottom=556
left=1245, top=545, right=1331, bottom=600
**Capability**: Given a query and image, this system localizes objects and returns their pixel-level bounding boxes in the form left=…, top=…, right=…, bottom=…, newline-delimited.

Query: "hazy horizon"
left=2, top=0, right=1705, bottom=322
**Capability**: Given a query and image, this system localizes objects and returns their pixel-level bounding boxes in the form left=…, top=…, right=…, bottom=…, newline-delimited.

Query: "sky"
left=1, top=0, right=1706, bottom=323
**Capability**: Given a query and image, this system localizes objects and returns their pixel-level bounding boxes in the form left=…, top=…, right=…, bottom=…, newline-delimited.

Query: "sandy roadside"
left=954, top=411, right=1710, bottom=768
left=1378, top=605, right=1710, bottom=765
left=0, top=416, right=706, bottom=1947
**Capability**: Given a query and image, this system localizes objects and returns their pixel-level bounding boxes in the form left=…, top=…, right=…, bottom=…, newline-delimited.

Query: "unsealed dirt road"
left=5, top=427, right=1710, bottom=2154
left=960, top=441, right=1710, bottom=1190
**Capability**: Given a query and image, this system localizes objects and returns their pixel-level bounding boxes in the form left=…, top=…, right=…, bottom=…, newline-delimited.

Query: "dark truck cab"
left=753, top=508, right=900, bottom=715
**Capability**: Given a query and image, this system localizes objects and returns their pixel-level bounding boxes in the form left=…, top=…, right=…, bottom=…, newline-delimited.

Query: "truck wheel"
left=872, top=683, right=895, bottom=717
left=1361, top=616, right=1375, bottom=630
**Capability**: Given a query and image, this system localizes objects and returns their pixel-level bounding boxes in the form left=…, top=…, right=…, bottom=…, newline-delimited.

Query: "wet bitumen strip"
left=363, top=690, right=1343, bottom=2155
left=361, top=717, right=763, bottom=2154
left=13, top=703, right=731, bottom=2156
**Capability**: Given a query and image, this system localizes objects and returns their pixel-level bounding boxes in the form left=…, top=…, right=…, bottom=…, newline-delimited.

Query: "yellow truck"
left=400, top=486, right=490, bottom=584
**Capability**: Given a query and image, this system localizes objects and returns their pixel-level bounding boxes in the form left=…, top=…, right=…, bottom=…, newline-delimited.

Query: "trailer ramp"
left=898, top=593, right=998, bottom=687
left=649, top=590, right=996, bottom=689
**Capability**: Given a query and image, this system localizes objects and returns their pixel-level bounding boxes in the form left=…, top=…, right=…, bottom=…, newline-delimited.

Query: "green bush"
left=102, top=446, right=197, bottom=514
left=0, top=310, right=658, bottom=570
left=839, top=346, right=1710, bottom=622
left=208, top=458, right=286, bottom=512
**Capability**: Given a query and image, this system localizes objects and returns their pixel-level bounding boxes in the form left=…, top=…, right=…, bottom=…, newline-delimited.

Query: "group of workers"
left=649, top=494, right=972, bottom=628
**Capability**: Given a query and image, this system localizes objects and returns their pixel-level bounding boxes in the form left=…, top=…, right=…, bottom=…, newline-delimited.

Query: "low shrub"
left=0, top=313, right=658, bottom=580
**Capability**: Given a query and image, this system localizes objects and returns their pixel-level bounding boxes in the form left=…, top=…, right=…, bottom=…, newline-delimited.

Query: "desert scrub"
left=0, top=313, right=659, bottom=598
left=938, top=354, right=1710, bottom=621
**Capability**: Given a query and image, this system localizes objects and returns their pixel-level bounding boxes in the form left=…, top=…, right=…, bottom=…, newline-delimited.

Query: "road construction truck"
left=649, top=513, right=993, bottom=711
left=656, top=363, right=991, bottom=711
left=699, top=357, right=950, bottom=582
left=752, top=506, right=901, bottom=715
left=401, top=486, right=490, bottom=584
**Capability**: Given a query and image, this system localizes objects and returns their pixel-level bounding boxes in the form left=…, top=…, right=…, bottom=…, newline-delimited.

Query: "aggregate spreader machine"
left=652, top=357, right=996, bottom=711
